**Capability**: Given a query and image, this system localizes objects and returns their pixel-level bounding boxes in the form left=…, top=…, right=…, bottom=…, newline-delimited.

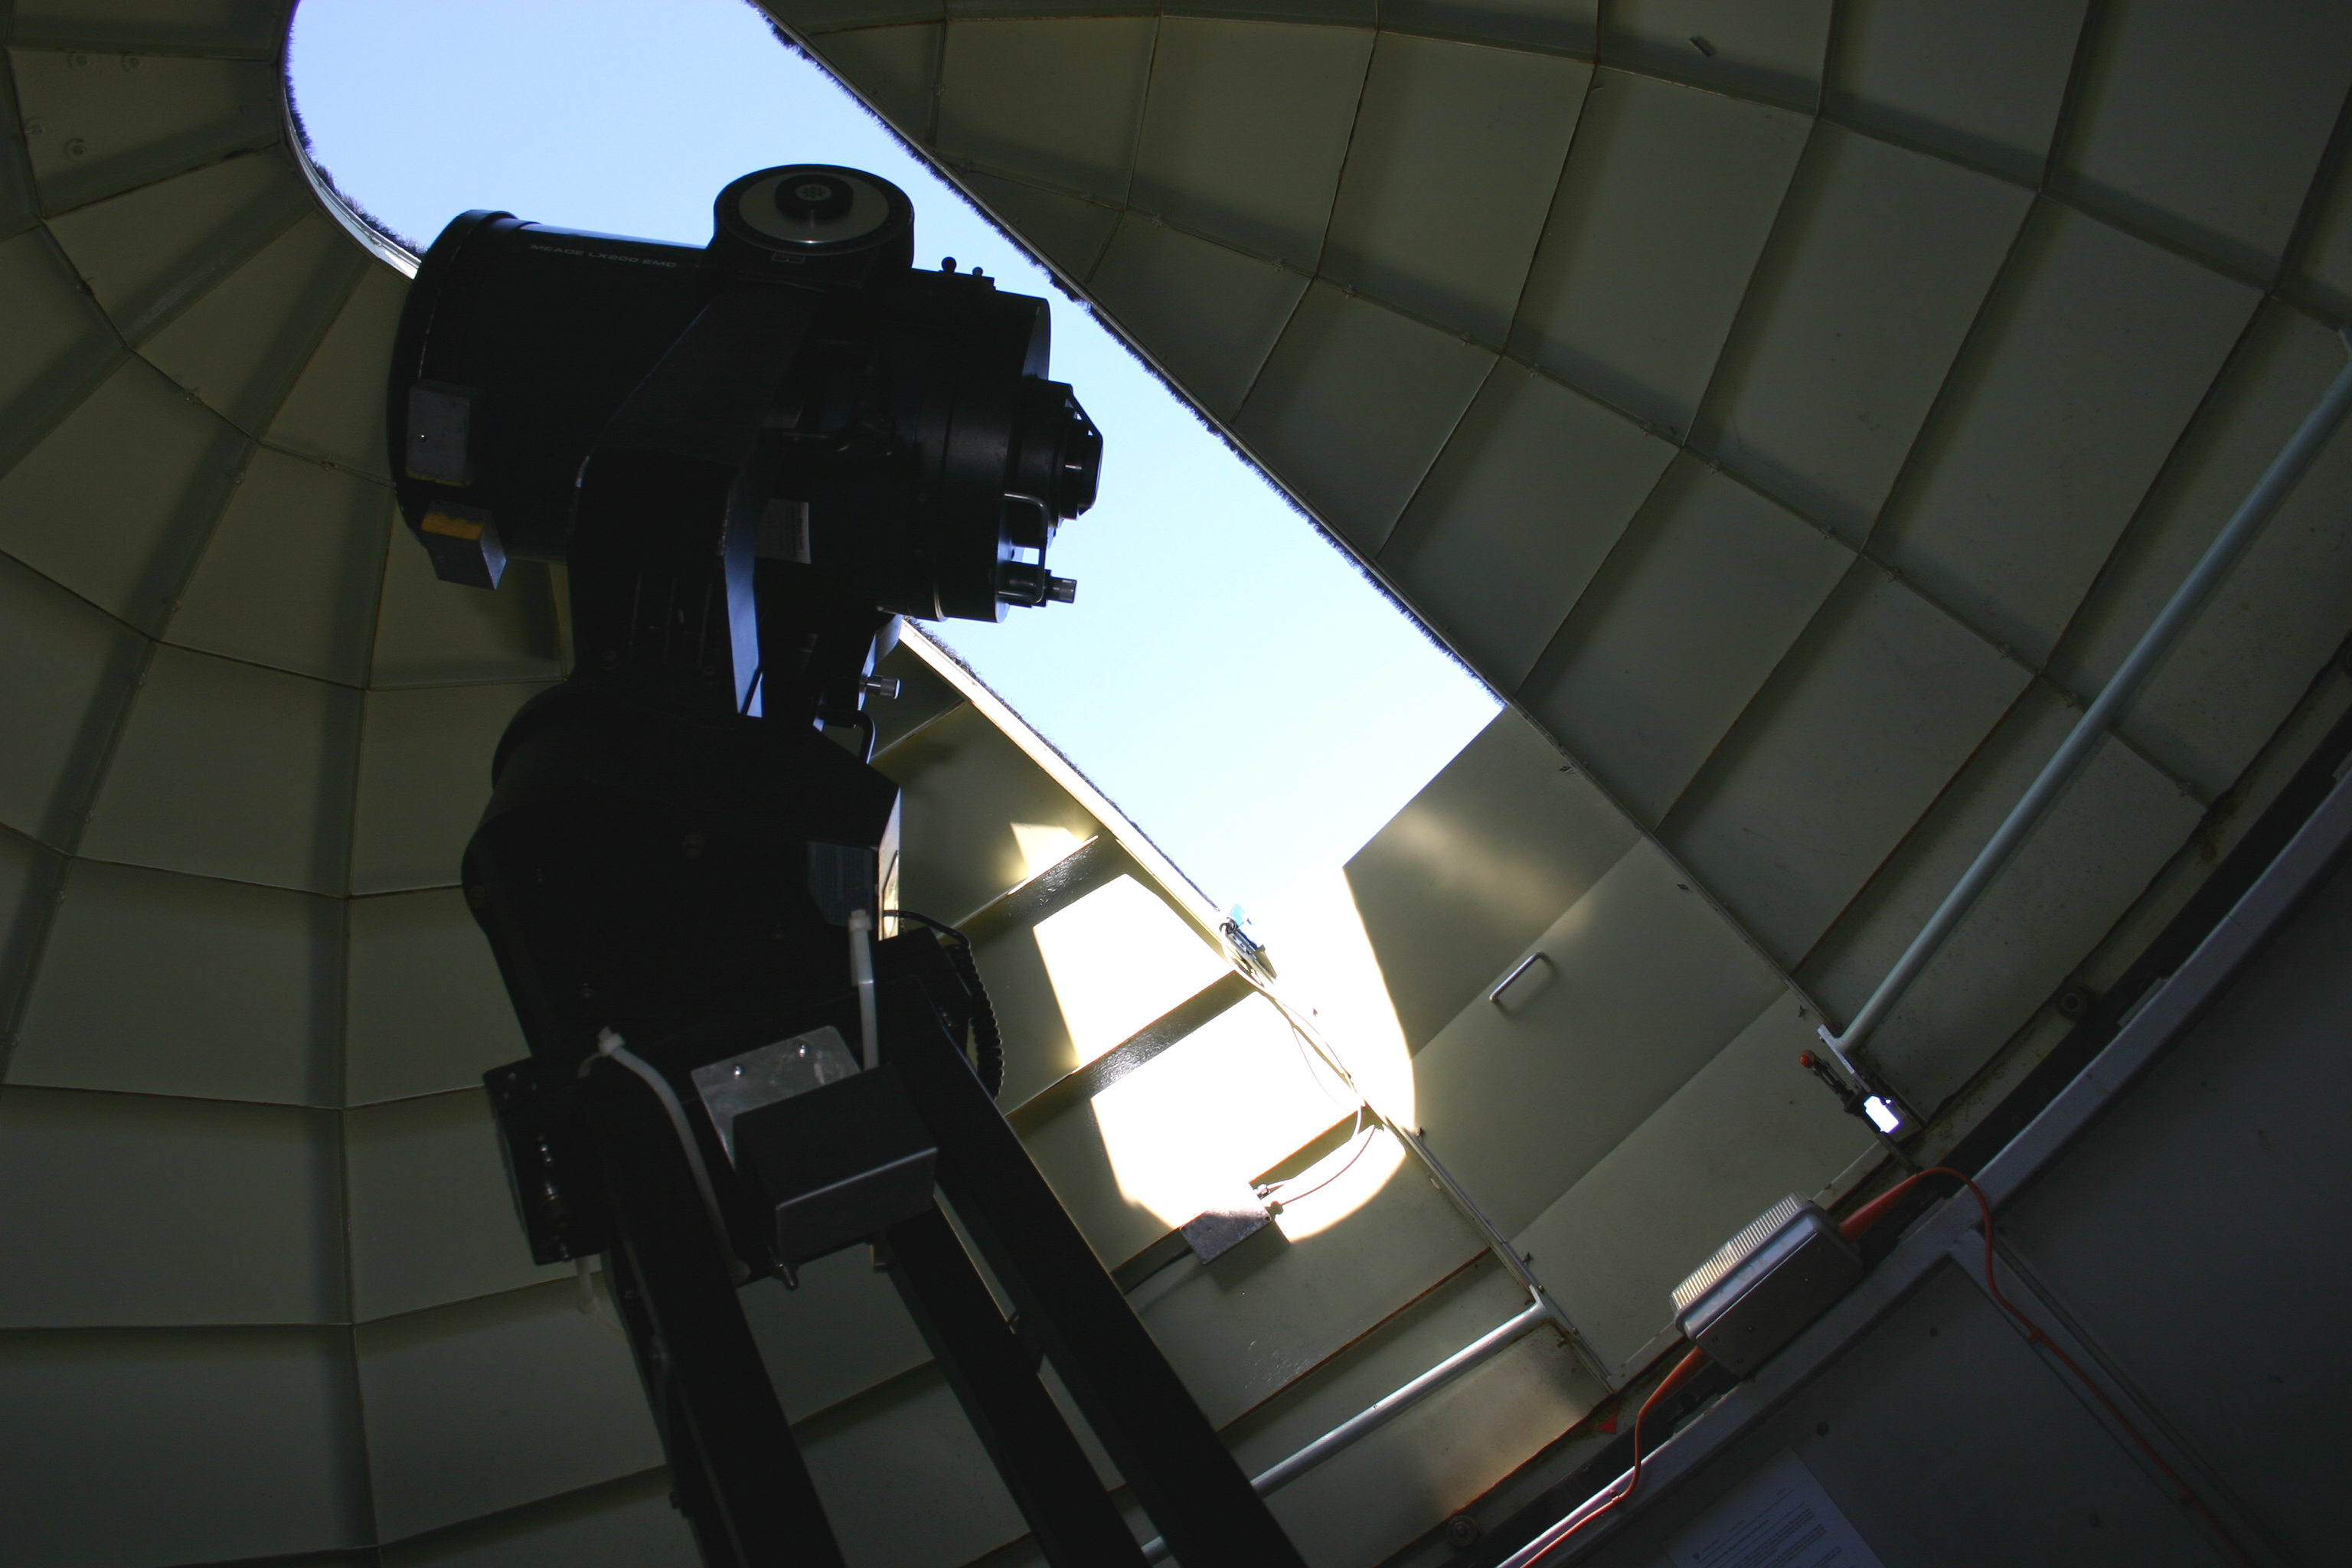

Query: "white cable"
left=593, top=1027, right=747, bottom=1285
left=848, top=908, right=879, bottom=1070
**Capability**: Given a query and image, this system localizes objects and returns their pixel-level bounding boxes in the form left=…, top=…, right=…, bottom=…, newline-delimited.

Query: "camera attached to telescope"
left=389, top=168, right=1304, bottom=1566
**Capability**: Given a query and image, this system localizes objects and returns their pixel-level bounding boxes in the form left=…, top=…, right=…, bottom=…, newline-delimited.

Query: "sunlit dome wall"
left=4, top=3, right=2352, bottom=1567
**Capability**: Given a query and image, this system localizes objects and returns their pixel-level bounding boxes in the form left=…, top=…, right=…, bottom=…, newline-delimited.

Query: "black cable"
left=886, top=910, right=1004, bottom=1100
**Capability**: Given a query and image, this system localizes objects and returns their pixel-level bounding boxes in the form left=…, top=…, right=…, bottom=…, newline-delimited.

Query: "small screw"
left=64, top=138, right=87, bottom=158
left=1443, top=1514, right=1482, bottom=1549
left=2055, top=985, right=2095, bottom=1020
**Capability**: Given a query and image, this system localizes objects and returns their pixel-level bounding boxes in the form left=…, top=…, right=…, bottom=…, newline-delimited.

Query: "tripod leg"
left=583, top=1063, right=846, bottom=1567
left=882, top=997, right=1307, bottom=1568
left=879, top=1207, right=1149, bottom=1567
left=603, top=1250, right=748, bottom=1568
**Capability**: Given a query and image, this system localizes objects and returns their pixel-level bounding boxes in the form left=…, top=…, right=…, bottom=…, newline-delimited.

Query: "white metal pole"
left=1140, top=1301, right=1551, bottom=1563
left=1823, top=329, right=2352, bottom=1087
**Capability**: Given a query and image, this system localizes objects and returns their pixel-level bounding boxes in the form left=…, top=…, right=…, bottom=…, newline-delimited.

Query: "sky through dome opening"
left=288, top=0, right=1499, bottom=945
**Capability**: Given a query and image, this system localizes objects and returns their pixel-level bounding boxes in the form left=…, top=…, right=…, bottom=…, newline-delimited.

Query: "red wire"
left=1530, top=1343, right=1709, bottom=1559
left=1849, top=1168, right=2257, bottom=1568
left=1533, top=1170, right=2259, bottom=1565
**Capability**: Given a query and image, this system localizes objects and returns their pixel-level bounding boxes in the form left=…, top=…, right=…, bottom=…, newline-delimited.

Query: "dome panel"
left=1087, top=214, right=1305, bottom=417
left=2056, top=0, right=2352, bottom=280
left=1382, top=361, right=1676, bottom=687
left=1695, top=124, right=2031, bottom=541
left=83, top=642, right=360, bottom=893
left=880, top=701, right=1100, bottom=925
left=2292, top=149, right=2352, bottom=320
left=0, top=1324, right=368, bottom=1566
left=1828, top=0, right=2084, bottom=181
left=1383, top=0, right=1592, bottom=54
left=1663, top=570, right=2028, bottom=964
left=139, top=210, right=364, bottom=431
left=0, top=84, right=34, bottom=232
left=345, top=1089, right=568, bottom=1321
left=948, top=166, right=1118, bottom=276
left=1522, top=456, right=1851, bottom=825
left=1233, top=281, right=1493, bottom=552
left=9, top=0, right=286, bottom=57
left=11, top=857, right=339, bottom=1103
left=1514, top=995, right=1864, bottom=1372
left=1511, top=68, right=1807, bottom=438
left=1341, top=712, right=1638, bottom=1047
left=965, top=912, right=1085, bottom=1100
left=1172, top=0, right=1372, bottom=25
left=263, top=260, right=404, bottom=480
left=1318, top=34, right=1586, bottom=345
left=11, top=47, right=276, bottom=213
left=740, top=1247, right=931, bottom=1421
left=0, top=1085, right=343, bottom=1326
left=353, top=1283, right=659, bottom=1541
left=0, top=353, right=246, bottom=627
left=1128, top=16, right=1370, bottom=265
left=348, top=680, right=550, bottom=895
left=398, top=1479, right=695, bottom=1568
left=1599, top=0, right=1831, bottom=106
left=0, top=547, right=142, bottom=843
left=802, top=20, right=938, bottom=139
left=43, top=145, right=303, bottom=341
left=368, top=542, right=562, bottom=688
left=936, top=17, right=1153, bottom=197
left=168, top=443, right=393, bottom=683
left=792, top=1374, right=1024, bottom=1566
left=0, top=834, right=61, bottom=1024
left=1880, top=203, right=2256, bottom=666
left=775, top=0, right=935, bottom=34
left=1410, top=837, right=1785, bottom=1237
left=0, top=226, right=121, bottom=455
left=343, top=888, right=524, bottom=1106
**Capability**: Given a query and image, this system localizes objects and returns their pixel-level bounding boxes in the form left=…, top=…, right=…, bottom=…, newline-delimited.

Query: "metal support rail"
left=1237, top=969, right=1596, bottom=1366
left=1139, top=1301, right=1552, bottom=1563
left=1819, top=328, right=2352, bottom=1105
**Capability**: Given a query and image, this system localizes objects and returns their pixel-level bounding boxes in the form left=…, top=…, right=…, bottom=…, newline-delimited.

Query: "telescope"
left=387, top=165, right=1304, bottom=1566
